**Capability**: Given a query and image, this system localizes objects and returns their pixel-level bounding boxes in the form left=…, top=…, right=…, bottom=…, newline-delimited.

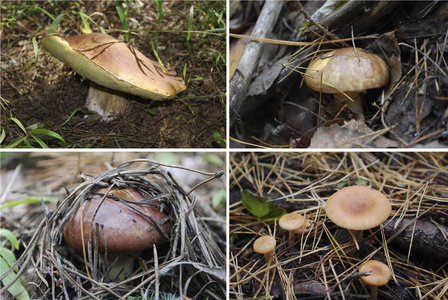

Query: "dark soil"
left=1, top=1, right=226, bottom=148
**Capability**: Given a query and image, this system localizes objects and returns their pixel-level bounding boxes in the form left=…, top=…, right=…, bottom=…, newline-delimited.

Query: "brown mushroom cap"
left=41, top=33, right=186, bottom=100
left=253, top=236, right=276, bottom=255
left=325, top=185, right=391, bottom=230
left=304, top=48, right=390, bottom=95
left=359, top=260, right=392, bottom=286
left=279, top=213, right=305, bottom=231
left=63, top=187, right=170, bottom=252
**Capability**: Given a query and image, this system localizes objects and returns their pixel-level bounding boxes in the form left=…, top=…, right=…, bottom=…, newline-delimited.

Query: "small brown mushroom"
left=253, top=236, right=276, bottom=265
left=359, top=260, right=392, bottom=300
left=325, top=185, right=391, bottom=249
left=63, top=187, right=170, bottom=281
left=41, top=33, right=186, bottom=121
left=304, top=47, right=390, bottom=114
left=279, top=213, right=305, bottom=247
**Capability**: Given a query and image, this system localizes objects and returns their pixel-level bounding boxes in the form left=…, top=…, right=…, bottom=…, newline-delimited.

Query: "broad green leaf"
left=241, top=189, right=286, bottom=220
left=0, top=248, right=30, bottom=300
left=0, top=229, right=19, bottom=250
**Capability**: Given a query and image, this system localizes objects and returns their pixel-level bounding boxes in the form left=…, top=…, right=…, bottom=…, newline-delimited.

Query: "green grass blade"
left=114, top=0, right=129, bottom=42
left=0, top=196, right=59, bottom=210
left=8, top=118, right=27, bottom=134
left=48, top=13, right=64, bottom=35
left=0, top=229, right=19, bottom=250
left=29, top=133, right=49, bottom=148
left=28, top=128, right=65, bottom=142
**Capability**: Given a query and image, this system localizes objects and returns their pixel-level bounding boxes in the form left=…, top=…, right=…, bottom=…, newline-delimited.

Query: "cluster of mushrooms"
left=253, top=185, right=392, bottom=300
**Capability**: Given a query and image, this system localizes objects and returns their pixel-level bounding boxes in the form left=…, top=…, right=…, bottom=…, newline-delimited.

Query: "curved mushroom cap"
left=253, top=236, right=276, bottom=255
left=63, top=188, right=170, bottom=252
left=359, top=260, right=392, bottom=286
left=325, top=185, right=391, bottom=230
left=304, top=48, right=390, bottom=95
left=279, top=213, right=305, bottom=231
left=41, top=33, right=186, bottom=100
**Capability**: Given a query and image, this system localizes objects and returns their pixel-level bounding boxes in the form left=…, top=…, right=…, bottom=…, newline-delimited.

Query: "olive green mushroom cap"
left=359, top=260, right=392, bottom=287
left=325, top=185, right=391, bottom=231
left=63, top=188, right=170, bottom=252
left=304, top=47, right=390, bottom=95
left=41, top=33, right=186, bottom=100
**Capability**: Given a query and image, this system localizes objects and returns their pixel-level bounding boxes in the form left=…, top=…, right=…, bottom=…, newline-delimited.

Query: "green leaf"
left=212, top=189, right=226, bottom=208
left=0, top=127, right=6, bottom=144
left=203, top=153, right=224, bottom=166
left=241, top=190, right=286, bottom=220
left=30, top=133, right=49, bottom=148
left=9, top=118, right=27, bottom=134
left=0, top=248, right=30, bottom=300
left=28, top=128, right=65, bottom=142
left=212, top=132, right=225, bottom=147
left=0, top=229, right=19, bottom=250
left=48, top=13, right=64, bottom=34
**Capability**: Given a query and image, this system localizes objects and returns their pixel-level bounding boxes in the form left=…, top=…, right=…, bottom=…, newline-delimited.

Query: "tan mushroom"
left=253, top=236, right=276, bottom=265
left=325, top=185, right=391, bottom=249
left=304, top=47, right=390, bottom=114
left=41, top=33, right=186, bottom=121
left=279, top=213, right=305, bottom=247
left=63, top=187, right=170, bottom=281
left=359, top=260, right=392, bottom=300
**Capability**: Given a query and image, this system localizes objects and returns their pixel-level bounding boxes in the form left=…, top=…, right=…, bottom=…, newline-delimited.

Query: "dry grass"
left=229, top=152, right=448, bottom=300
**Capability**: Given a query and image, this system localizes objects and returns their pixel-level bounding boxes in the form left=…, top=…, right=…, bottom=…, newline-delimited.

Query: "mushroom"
left=359, top=259, right=392, bottom=300
left=324, top=185, right=391, bottom=249
left=253, top=236, right=276, bottom=265
left=63, top=187, right=170, bottom=281
left=295, top=219, right=313, bottom=236
left=304, top=47, right=390, bottom=114
left=279, top=213, right=305, bottom=247
left=41, top=33, right=186, bottom=121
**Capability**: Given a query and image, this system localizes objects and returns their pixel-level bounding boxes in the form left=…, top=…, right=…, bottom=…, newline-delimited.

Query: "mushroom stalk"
left=334, top=92, right=364, bottom=115
left=86, top=82, right=129, bottom=121
left=369, top=286, right=378, bottom=300
left=103, top=253, right=136, bottom=282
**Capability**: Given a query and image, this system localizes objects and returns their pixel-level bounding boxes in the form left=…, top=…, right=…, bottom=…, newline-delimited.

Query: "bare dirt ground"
left=1, top=1, right=226, bottom=148
left=230, top=1, right=448, bottom=148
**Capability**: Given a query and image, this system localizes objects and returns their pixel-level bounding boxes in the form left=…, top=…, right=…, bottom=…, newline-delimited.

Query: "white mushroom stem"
left=334, top=91, right=364, bottom=115
left=103, top=252, right=137, bottom=282
left=86, top=82, right=129, bottom=122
